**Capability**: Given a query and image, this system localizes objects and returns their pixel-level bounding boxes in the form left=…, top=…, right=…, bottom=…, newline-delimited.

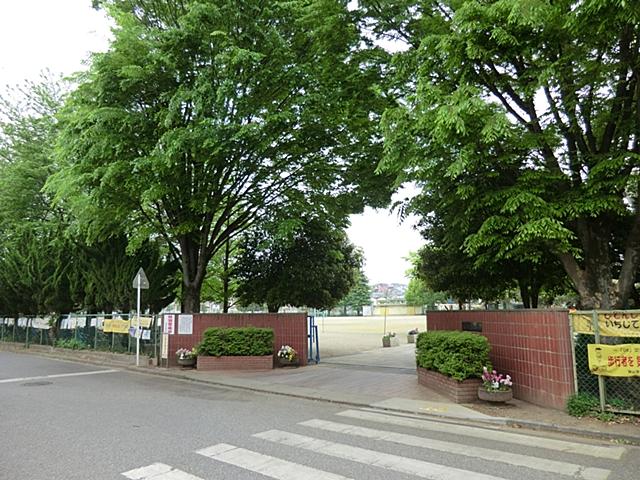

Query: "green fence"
left=571, top=310, right=640, bottom=414
left=0, top=314, right=161, bottom=359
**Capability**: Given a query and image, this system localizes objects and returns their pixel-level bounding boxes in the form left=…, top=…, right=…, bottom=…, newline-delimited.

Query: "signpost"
left=132, top=268, right=149, bottom=367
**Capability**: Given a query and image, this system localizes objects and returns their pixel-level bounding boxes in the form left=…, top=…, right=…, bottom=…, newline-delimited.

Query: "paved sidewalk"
left=158, top=346, right=640, bottom=444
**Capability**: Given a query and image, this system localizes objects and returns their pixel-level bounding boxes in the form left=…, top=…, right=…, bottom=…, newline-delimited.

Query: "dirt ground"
left=313, top=314, right=426, bottom=358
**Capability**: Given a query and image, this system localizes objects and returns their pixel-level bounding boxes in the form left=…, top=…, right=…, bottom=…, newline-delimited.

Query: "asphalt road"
left=1, top=352, right=638, bottom=480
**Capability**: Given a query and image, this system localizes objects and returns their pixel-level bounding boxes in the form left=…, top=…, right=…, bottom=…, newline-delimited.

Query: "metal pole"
left=136, top=273, right=141, bottom=367
left=25, top=317, right=30, bottom=348
left=94, top=316, right=98, bottom=350
left=592, top=310, right=606, bottom=412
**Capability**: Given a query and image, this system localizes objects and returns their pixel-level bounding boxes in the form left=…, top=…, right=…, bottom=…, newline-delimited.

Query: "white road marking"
left=254, top=429, right=510, bottom=480
left=197, top=443, right=353, bottom=480
left=122, top=462, right=203, bottom=480
left=0, top=369, right=120, bottom=384
left=300, top=418, right=611, bottom=480
left=337, top=409, right=626, bottom=460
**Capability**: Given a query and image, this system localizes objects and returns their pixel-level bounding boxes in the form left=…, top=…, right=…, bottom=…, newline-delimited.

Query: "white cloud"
left=0, top=0, right=111, bottom=87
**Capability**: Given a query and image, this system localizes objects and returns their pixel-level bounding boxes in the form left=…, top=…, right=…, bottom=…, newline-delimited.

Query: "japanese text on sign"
left=571, top=312, right=640, bottom=337
left=588, top=344, right=640, bottom=377
left=163, top=314, right=175, bottom=335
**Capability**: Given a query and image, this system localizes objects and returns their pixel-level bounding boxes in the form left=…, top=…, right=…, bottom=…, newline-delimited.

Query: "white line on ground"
left=197, top=443, right=353, bottom=480
left=337, top=409, right=626, bottom=460
left=122, top=462, right=203, bottom=480
left=0, top=369, right=120, bottom=384
left=300, top=418, right=611, bottom=480
left=254, top=429, right=511, bottom=480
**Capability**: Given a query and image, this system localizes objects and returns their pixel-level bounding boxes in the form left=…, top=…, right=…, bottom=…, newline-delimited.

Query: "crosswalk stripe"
left=122, top=462, right=203, bottom=480
left=337, top=409, right=625, bottom=460
left=197, top=443, right=353, bottom=480
left=254, top=429, right=511, bottom=480
left=300, top=418, right=611, bottom=480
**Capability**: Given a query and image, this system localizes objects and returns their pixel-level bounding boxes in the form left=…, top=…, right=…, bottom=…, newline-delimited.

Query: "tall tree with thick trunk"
left=364, top=1, right=640, bottom=309
left=50, top=0, right=393, bottom=312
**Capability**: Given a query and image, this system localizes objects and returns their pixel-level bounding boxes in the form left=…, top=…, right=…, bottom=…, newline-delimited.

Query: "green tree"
left=235, top=217, right=361, bottom=312
left=50, top=0, right=392, bottom=313
left=365, top=0, right=640, bottom=309
left=0, top=75, right=75, bottom=315
left=337, top=267, right=372, bottom=315
left=0, top=76, right=178, bottom=316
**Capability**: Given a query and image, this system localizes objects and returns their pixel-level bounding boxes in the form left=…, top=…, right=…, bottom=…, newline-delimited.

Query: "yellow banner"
left=588, top=344, right=640, bottom=377
left=130, top=316, right=152, bottom=328
left=103, top=319, right=130, bottom=334
left=571, top=312, right=640, bottom=337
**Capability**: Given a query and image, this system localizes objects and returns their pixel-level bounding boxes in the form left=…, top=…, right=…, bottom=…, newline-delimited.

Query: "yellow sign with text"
left=103, top=319, right=130, bottom=334
left=588, top=344, right=640, bottom=377
left=571, top=312, right=640, bottom=337
left=130, top=316, right=152, bottom=328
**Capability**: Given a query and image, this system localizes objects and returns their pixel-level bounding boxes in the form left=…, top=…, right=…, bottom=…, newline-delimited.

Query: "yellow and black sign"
left=571, top=312, right=640, bottom=337
left=103, top=319, right=130, bottom=334
left=588, top=343, right=640, bottom=377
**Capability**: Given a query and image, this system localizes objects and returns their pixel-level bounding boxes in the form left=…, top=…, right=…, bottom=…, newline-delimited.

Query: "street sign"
left=132, top=268, right=149, bottom=289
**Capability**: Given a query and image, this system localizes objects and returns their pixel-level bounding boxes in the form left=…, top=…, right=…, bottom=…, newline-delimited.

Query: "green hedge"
left=197, top=327, right=274, bottom=357
left=416, top=330, right=490, bottom=381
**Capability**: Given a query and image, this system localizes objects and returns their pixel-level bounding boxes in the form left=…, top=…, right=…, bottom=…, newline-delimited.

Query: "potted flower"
left=407, top=328, right=419, bottom=344
left=176, top=347, right=197, bottom=368
left=382, top=332, right=398, bottom=348
left=478, top=366, right=513, bottom=402
left=277, top=345, right=298, bottom=367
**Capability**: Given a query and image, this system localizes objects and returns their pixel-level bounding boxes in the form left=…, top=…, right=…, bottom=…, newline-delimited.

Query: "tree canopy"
left=235, top=217, right=361, bottom=312
left=364, top=0, right=640, bottom=309
left=49, top=0, right=393, bottom=312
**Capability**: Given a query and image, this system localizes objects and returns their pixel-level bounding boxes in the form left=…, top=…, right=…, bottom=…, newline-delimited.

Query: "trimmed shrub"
left=197, top=327, right=274, bottom=357
left=416, top=330, right=490, bottom=381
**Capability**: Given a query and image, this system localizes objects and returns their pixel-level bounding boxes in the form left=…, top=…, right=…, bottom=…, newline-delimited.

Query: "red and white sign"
left=163, top=314, right=175, bottom=335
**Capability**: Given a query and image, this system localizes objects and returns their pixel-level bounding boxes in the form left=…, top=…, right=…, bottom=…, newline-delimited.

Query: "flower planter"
left=407, top=334, right=416, bottom=344
left=478, top=387, right=513, bottom=403
left=382, top=336, right=399, bottom=347
left=177, top=357, right=196, bottom=368
left=197, top=355, right=273, bottom=371
left=277, top=357, right=299, bottom=368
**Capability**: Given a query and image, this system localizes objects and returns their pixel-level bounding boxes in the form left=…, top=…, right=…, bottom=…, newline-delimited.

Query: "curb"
left=131, top=364, right=640, bottom=446
left=5, top=346, right=640, bottom=445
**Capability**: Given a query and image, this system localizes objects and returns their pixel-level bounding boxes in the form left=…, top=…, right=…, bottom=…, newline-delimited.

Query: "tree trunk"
left=222, top=237, right=230, bottom=313
left=267, top=303, right=280, bottom=313
left=558, top=219, right=619, bottom=309
left=182, top=282, right=201, bottom=313
left=179, top=235, right=207, bottom=314
left=518, top=280, right=531, bottom=309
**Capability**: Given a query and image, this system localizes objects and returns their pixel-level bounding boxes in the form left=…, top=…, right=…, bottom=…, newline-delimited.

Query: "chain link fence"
left=571, top=311, right=640, bottom=414
left=0, top=314, right=161, bottom=360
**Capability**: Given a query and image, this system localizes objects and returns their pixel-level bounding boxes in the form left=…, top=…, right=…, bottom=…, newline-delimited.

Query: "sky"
left=0, top=0, right=424, bottom=285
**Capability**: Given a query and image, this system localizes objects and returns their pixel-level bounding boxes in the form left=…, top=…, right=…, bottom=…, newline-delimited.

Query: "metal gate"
left=570, top=310, right=640, bottom=414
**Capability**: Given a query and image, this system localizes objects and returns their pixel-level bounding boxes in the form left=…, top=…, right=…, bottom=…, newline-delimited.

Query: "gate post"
left=592, top=310, right=606, bottom=412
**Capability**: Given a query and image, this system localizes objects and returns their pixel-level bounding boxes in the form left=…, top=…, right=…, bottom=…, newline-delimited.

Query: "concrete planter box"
left=417, top=366, right=482, bottom=403
left=478, top=386, right=513, bottom=403
left=382, top=336, right=399, bottom=347
left=196, top=355, right=273, bottom=371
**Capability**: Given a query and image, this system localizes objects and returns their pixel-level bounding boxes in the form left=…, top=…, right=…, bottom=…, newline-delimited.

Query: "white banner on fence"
left=178, top=314, right=193, bottom=335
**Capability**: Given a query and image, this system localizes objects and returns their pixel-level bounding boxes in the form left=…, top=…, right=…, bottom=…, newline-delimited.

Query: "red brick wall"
left=426, top=310, right=574, bottom=409
left=197, top=355, right=273, bottom=371
left=417, top=367, right=482, bottom=403
left=166, top=313, right=308, bottom=367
